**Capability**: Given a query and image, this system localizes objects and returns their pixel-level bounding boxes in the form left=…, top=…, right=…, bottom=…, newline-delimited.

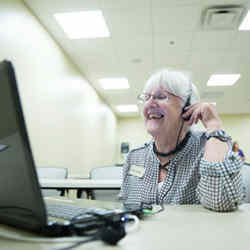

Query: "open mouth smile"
left=148, top=113, right=164, bottom=119
left=147, top=108, right=165, bottom=120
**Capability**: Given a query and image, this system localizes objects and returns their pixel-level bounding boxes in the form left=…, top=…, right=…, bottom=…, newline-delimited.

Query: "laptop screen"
left=0, top=60, right=47, bottom=231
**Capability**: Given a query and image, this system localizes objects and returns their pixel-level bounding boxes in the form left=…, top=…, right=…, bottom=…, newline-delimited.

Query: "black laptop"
left=0, top=60, right=142, bottom=238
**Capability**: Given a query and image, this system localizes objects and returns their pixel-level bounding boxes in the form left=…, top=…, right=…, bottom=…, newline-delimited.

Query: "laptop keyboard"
left=46, top=203, right=114, bottom=220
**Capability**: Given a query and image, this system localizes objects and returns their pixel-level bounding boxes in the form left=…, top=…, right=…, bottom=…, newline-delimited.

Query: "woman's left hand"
left=182, top=102, right=223, bottom=130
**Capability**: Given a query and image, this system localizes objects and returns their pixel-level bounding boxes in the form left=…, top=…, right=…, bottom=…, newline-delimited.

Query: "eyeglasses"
left=137, top=93, right=169, bottom=103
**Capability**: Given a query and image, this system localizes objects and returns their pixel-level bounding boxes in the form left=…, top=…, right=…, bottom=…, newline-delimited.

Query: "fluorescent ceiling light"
left=99, top=78, right=130, bottom=90
left=116, top=105, right=138, bottom=113
left=207, top=74, right=241, bottom=86
left=239, top=10, right=250, bottom=30
left=54, top=10, right=110, bottom=39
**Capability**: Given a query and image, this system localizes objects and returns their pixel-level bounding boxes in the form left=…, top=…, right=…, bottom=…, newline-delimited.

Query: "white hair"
left=143, top=68, right=200, bottom=106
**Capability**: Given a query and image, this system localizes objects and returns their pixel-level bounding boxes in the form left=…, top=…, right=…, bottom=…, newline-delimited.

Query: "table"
left=39, top=178, right=122, bottom=198
left=1, top=200, right=250, bottom=250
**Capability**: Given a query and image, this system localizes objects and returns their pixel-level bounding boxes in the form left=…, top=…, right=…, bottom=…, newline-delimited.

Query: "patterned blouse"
left=119, top=130, right=245, bottom=212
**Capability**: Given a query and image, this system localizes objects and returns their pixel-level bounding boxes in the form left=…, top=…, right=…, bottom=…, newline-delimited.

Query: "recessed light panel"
left=99, top=78, right=129, bottom=90
left=116, top=105, right=138, bottom=113
left=207, top=74, right=241, bottom=86
left=54, top=11, right=110, bottom=39
left=239, top=10, right=250, bottom=30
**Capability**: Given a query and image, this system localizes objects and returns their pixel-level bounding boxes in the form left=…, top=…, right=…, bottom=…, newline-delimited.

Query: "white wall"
left=220, top=114, right=250, bottom=162
left=117, top=116, right=151, bottom=163
left=118, top=115, right=250, bottom=163
left=0, top=0, right=118, bottom=177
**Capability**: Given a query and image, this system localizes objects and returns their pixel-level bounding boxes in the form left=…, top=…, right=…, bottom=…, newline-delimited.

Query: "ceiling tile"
left=191, top=30, right=236, bottom=51
left=103, top=8, right=151, bottom=37
left=100, top=0, right=150, bottom=10
left=153, top=32, right=193, bottom=68
left=188, top=51, right=225, bottom=71
left=152, top=6, right=201, bottom=33
left=113, top=35, right=152, bottom=62
left=153, top=52, right=190, bottom=70
left=76, top=55, right=118, bottom=77
left=217, top=52, right=250, bottom=73
left=25, top=0, right=102, bottom=13
left=230, top=31, right=250, bottom=52
left=154, top=32, right=193, bottom=51
left=152, top=0, right=205, bottom=8
left=104, top=89, right=137, bottom=105
left=65, top=38, right=116, bottom=58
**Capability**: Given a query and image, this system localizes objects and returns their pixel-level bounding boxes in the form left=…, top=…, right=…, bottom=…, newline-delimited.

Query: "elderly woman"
left=119, top=69, right=244, bottom=212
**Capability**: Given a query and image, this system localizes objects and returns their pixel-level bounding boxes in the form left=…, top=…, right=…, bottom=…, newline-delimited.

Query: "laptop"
left=0, top=60, right=142, bottom=238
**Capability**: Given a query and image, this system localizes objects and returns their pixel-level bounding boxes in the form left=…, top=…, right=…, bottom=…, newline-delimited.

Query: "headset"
left=181, top=79, right=195, bottom=121
left=182, top=95, right=191, bottom=121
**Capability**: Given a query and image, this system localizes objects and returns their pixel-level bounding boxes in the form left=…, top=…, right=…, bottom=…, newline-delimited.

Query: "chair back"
left=89, top=165, right=122, bottom=201
left=241, top=163, right=250, bottom=203
left=37, top=167, right=68, bottom=196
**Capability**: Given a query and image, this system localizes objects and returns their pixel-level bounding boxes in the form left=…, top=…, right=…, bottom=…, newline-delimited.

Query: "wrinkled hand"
left=182, top=102, right=223, bottom=130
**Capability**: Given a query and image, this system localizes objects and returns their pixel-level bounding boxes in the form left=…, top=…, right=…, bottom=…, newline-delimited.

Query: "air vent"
left=201, top=91, right=224, bottom=99
left=201, top=5, right=246, bottom=30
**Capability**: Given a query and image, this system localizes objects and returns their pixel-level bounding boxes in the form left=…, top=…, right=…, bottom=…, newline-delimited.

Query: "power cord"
left=0, top=215, right=140, bottom=243
left=0, top=207, right=140, bottom=250
left=123, top=214, right=140, bottom=233
left=58, top=213, right=140, bottom=250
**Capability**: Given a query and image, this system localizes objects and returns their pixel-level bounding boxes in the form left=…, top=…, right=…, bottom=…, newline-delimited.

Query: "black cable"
left=58, top=211, right=127, bottom=250
left=0, top=207, right=126, bottom=249
left=175, top=119, right=185, bottom=153
left=174, top=93, right=191, bottom=154
left=57, top=235, right=99, bottom=250
left=157, top=116, right=187, bottom=203
left=153, top=123, right=190, bottom=158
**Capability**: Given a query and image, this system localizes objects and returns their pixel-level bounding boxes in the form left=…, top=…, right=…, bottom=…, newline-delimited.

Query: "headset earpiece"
left=182, top=95, right=191, bottom=121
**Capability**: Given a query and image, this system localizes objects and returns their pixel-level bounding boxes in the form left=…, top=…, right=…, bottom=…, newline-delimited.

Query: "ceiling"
left=23, top=0, right=250, bottom=117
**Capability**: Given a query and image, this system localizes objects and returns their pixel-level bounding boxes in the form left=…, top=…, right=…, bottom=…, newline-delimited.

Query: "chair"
left=36, top=167, right=68, bottom=197
left=89, top=165, right=123, bottom=201
left=241, top=163, right=250, bottom=203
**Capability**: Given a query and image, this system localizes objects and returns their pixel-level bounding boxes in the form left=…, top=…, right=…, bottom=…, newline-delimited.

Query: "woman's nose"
left=143, top=98, right=157, bottom=115
left=147, top=95, right=158, bottom=105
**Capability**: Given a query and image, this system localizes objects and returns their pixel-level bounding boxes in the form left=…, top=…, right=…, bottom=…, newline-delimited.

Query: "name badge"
left=129, top=165, right=145, bottom=178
